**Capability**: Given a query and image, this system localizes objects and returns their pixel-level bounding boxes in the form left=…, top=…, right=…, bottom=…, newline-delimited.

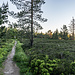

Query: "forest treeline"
left=0, top=24, right=73, bottom=42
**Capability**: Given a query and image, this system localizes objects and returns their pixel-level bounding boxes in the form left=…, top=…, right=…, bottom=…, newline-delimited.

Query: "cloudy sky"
left=1, top=0, right=75, bottom=33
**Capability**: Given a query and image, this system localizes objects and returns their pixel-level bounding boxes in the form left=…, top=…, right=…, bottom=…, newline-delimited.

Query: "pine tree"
left=0, top=7, right=3, bottom=25
left=61, top=25, right=68, bottom=40
left=2, top=2, right=8, bottom=23
left=0, top=2, right=8, bottom=25
left=69, top=18, right=75, bottom=40
left=10, top=0, right=47, bottom=46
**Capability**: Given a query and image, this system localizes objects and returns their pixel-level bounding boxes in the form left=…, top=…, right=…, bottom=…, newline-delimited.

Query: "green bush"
left=13, top=41, right=30, bottom=75
left=0, top=39, right=14, bottom=67
left=70, top=61, right=75, bottom=74
left=29, top=56, right=59, bottom=75
left=14, top=52, right=28, bottom=62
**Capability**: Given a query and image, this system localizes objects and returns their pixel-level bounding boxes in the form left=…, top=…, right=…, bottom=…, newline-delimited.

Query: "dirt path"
left=3, top=41, right=20, bottom=75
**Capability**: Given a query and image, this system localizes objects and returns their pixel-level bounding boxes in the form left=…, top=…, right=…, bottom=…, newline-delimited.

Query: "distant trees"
left=33, top=25, right=70, bottom=40
left=52, top=25, right=68, bottom=40
left=0, top=26, right=18, bottom=40
left=60, top=25, right=68, bottom=40
left=69, top=18, right=75, bottom=40
left=52, top=29, right=59, bottom=39
left=6, top=28, right=18, bottom=39
left=47, top=30, right=52, bottom=38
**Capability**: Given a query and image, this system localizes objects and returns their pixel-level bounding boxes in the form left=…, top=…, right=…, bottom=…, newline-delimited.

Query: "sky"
left=0, top=0, right=75, bottom=33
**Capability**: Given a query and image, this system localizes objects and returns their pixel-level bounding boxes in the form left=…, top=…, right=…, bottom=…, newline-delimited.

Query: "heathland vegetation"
left=0, top=0, right=75, bottom=75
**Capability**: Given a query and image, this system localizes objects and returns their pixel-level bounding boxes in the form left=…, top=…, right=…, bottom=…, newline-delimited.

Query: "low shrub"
left=29, top=55, right=60, bottom=75
left=13, top=41, right=32, bottom=75
left=0, top=39, right=14, bottom=67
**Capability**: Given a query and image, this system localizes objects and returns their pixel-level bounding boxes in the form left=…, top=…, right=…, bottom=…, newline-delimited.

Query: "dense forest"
left=0, top=0, right=75, bottom=75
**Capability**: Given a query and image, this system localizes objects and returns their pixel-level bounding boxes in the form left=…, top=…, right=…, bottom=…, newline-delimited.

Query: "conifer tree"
left=10, top=0, right=47, bottom=46
left=0, top=7, right=3, bottom=25
left=0, top=2, right=8, bottom=25
left=69, top=18, right=75, bottom=40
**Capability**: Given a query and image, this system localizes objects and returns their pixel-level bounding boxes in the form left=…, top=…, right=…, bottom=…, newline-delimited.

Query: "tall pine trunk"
left=30, top=0, right=33, bottom=46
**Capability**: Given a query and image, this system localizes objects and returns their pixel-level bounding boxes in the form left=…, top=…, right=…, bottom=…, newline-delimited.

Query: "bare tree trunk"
left=30, top=0, right=33, bottom=46
left=72, top=18, right=74, bottom=40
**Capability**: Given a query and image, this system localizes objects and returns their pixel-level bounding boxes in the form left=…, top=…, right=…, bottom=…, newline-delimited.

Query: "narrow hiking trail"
left=3, top=41, right=20, bottom=75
